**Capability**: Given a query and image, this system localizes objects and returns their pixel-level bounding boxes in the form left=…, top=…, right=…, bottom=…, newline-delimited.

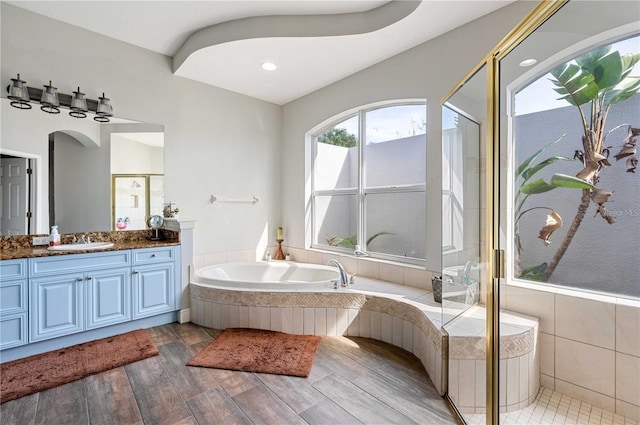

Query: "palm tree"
left=515, top=44, right=639, bottom=281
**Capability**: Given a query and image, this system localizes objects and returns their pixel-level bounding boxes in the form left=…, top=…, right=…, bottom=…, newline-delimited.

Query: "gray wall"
left=1, top=3, right=282, bottom=256
left=514, top=99, right=640, bottom=297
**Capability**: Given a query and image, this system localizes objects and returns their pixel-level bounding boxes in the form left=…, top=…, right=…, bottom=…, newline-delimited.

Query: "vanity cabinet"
left=29, top=251, right=132, bottom=342
left=0, top=245, right=179, bottom=355
left=132, top=247, right=176, bottom=319
left=0, top=259, right=29, bottom=349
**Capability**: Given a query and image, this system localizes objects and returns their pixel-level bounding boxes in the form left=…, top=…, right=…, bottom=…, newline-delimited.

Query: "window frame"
left=310, top=101, right=427, bottom=265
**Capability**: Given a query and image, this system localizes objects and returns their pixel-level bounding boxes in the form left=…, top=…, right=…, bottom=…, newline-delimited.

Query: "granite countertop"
left=0, top=230, right=180, bottom=261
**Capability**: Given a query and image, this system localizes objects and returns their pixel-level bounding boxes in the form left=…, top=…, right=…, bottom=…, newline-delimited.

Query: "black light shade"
left=8, top=73, right=31, bottom=109
left=94, top=92, right=112, bottom=123
left=69, top=86, right=88, bottom=118
left=40, top=80, right=60, bottom=114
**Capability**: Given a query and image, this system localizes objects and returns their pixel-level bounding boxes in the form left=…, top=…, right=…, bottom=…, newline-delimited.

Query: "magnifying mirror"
left=147, top=215, right=164, bottom=240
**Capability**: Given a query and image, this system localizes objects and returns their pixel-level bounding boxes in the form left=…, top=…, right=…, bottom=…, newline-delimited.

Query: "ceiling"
left=7, top=0, right=517, bottom=105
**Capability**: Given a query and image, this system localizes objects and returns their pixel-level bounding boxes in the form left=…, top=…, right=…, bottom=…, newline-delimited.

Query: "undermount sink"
left=47, top=242, right=115, bottom=251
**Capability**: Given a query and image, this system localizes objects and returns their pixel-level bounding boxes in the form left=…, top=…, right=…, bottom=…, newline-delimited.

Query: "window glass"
left=313, top=194, right=358, bottom=249
left=314, top=116, right=358, bottom=191
left=311, top=102, right=426, bottom=263
left=365, top=191, right=425, bottom=259
left=512, top=35, right=639, bottom=298
left=365, top=105, right=426, bottom=187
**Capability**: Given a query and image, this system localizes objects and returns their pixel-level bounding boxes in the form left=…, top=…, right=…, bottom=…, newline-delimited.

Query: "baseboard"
left=179, top=308, right=191, bottom=323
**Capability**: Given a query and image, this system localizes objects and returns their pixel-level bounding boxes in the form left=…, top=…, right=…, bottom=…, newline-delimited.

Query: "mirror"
left=0, top=98, right=164, bottom=235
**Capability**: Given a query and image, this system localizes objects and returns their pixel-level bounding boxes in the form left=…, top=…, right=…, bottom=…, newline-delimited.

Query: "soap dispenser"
left=49, top=226, right=61, bottom=246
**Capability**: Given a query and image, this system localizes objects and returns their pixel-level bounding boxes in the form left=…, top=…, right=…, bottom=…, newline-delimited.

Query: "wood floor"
left=0, top=323, right=459, bottom=425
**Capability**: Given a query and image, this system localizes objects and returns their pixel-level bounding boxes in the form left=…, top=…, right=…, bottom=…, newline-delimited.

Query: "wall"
left=504, top=283, right=640, bottom=420
left=281, top=0, right=539, bottom=272
left=1, top=3, right=282, bottom=257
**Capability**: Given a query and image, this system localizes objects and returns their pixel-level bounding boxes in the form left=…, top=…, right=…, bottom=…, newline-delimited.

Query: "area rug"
left=0, top=329, right=158, bottom=403
left=187, top=328, right=321, bottom=377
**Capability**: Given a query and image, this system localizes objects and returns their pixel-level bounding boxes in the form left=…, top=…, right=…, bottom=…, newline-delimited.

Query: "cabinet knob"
left=133, top=270, right=139, bottom=275
left=151, top=254, right=156, bottom=258
left=86, top=276, right=93, bottom=280
left=77, top=277, right=83, bottom=282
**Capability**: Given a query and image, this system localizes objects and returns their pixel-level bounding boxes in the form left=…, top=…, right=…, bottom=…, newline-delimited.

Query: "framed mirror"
left=0, top=98, right=164, bottom=235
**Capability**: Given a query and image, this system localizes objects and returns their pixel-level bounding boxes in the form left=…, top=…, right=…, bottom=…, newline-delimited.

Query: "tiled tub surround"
left=190, top=272, right=539, bottom=405
left=503, top=281, right=640, bottom=421
left=447, top=307, right=540, bottom=414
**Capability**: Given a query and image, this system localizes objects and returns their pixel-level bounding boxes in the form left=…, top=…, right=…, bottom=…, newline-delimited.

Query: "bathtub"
left=193, top=261, right=341, bottom=291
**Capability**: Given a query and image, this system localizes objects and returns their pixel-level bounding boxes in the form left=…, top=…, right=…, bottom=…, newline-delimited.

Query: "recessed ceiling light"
left=519, top=58, right=537, bottom=67
left=261, top=62, right=277, bottom=71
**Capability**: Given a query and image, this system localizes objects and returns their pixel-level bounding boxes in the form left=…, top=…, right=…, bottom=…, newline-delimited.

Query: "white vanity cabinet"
left=29, top=251, right=132, bottom=342
left=131, top=247, right=177, bottom=319
left=0, top=244, right=180, bottom=361
left=0, top=259, right=29, bottom=349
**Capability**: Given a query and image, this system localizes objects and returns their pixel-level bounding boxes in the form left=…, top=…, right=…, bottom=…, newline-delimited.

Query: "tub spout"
left=327, top=259, right=348, bottom=287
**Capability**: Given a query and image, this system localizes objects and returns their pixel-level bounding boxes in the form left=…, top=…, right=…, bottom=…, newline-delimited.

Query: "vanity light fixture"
left=7, top=73, right=31, bottom=109
left=94, top=93, right=113, bottom=123
left=5, top=74, right=114, bottom=122
left=261, top=62, right=278, bottom=71
left=40, top=81, right=60, bottom=114
left=69, top=87, right=88, bottom=118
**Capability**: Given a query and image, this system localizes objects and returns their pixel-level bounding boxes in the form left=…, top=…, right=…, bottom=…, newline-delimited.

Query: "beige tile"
left=556, top=294, right=615, bottom=349
left=555, top=337, right=615, bottom=397
left=281, top=307, right=292, bottom=334
left=540, top=332, right=555, bottom=377
left=616, top=352, right=640, bottom=407
left=326, top=307, right=336, bottom=336
left=306, top=250, right=323, bottom=265
left=336, top=255, right=357, bottom=274
left=379, top=263, right=404, bottom=284
left=225, top=250, right=247, bottom=263
left=505, top=285, right=555, bottom=334
left=475, top=359, right=486, bottom=407
left=541, top=373, right=555, bottom=390
left=204, top=252, right=226, bottom=266
left=449, top=359, right=460, bottom=403
left=357, top=259, right=379, bottom=279
left=303, top=307, right=314, bottom=335
left=403, top=267, right=431, bottom=289
left=292, top=307, right=304, bottom=334
left=289, top=248, right=308, bottom=263
left=615, top=399, right=640, bottom=422
left=458, top=359, right=476, bottom=407
left=314, top=308, right=327, bottom=335
left=554, top=378, right=615, bottom=412
left=617, top=303, right=640, bottom=357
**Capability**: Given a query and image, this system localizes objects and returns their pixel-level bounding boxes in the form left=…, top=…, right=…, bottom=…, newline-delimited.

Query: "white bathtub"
left=193, top=261, right=341, bottom=291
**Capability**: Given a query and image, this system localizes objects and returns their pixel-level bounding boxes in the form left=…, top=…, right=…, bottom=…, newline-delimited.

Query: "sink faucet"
left=327, top=259, right=348, bottom=287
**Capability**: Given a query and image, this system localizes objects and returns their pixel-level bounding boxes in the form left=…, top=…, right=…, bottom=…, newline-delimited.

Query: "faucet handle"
left=349, top=274, right=356, bottom=285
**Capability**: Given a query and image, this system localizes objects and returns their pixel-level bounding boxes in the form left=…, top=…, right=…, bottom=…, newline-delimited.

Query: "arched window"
left=310, top=101, right=426, bottom=263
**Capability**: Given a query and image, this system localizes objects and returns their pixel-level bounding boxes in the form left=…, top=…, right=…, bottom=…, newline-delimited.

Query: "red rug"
left=187, top=328, right=321, bottom=377
left=0, top=329, right=158, bottom=403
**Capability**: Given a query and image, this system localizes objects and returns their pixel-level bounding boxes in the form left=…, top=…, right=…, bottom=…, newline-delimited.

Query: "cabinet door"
left=133, top=263, right=174, bottom=319
left=86, top=267, right=131, bottom=330
left=30, top=273, right=84, bottom=342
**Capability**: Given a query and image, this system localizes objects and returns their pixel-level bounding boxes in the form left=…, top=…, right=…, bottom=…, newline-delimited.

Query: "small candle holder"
left=274, top=239, right=285, bottom=260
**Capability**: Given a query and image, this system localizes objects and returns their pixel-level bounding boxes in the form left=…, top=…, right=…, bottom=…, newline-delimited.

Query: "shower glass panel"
left=441, top=64, right=486, bottom=423
left=497, top=2, right=639, bottom=424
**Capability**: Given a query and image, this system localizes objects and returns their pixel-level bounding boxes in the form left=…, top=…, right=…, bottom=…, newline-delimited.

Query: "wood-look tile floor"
left=0, top=323, right=459, bottom=425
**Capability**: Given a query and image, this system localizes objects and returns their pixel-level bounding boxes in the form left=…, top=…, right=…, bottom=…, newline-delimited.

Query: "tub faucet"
left=327, top=259, right=348, bottom=287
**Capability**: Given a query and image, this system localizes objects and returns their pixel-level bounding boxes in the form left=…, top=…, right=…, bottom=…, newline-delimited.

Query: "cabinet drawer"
left=132, top=247, right=175, bottom=265
left=0, top=279, right=27, bottom=315
left=0, top=259, right=28, bottom=281
left=0, top=313, right=28, bottom=350
left=30, top=251, right=131, bottom=277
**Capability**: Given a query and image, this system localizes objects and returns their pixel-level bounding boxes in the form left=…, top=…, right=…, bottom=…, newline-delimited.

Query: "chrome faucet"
left=73, top=234, right=91, bottom=244
left=327, top=259, right=348, bottom=288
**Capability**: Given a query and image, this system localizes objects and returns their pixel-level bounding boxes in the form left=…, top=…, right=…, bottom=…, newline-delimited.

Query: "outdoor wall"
left=514, top=99, right=640, bottom=298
